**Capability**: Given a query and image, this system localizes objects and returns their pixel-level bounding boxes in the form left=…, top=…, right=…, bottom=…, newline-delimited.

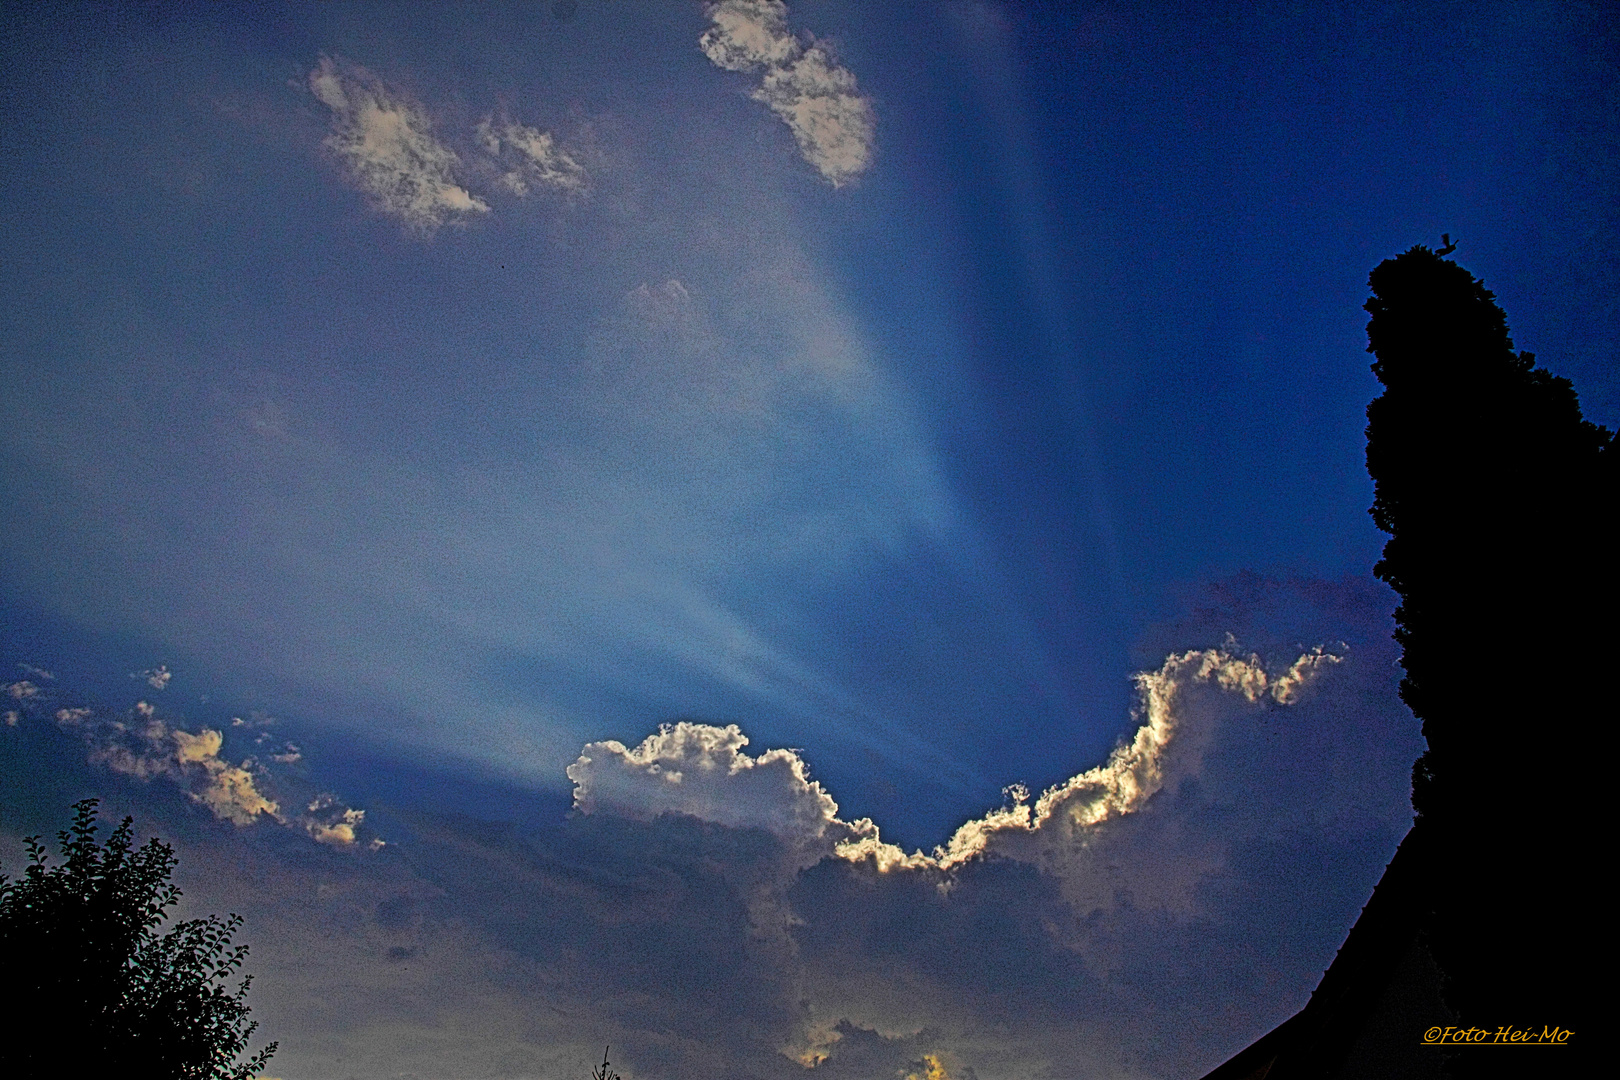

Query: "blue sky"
left=2, top=3, right=1614, bottom=1078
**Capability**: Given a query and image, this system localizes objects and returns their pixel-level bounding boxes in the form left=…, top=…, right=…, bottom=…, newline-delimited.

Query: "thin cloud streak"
left=476, top=114, right=588, bottom=196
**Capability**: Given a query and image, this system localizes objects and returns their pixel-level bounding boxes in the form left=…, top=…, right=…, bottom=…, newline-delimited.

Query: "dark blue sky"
left=2, top=3, right=1613, bottom=1077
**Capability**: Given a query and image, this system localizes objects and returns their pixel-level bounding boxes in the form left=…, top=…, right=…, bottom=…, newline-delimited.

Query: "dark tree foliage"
left=1364, top=247, right=1613, bottom=1061
left=0, top=800, right=277, bottom=1080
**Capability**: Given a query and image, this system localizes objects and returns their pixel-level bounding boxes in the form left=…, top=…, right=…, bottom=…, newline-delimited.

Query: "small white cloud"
left=135, top=664, right=171, bottom=690
left=232, top=710, right=276, bottom=729
left=18, top=664, right=54, bottom=680
left=308, top=55, right=489, bottom=232
left=170, top=726, right=282, bottom=825
left=700, top=1, right=875, bottom=186
left=302, top=794, right=368, bottom=846
left=5, top=680, right=40, bottom=701
left=700, top=0, right=801, bottom=70
left=568, top=721, right=839, bottom=851
left=475, top=115, right=587, bottom=195
left=3, top=711, right=17, bottom=727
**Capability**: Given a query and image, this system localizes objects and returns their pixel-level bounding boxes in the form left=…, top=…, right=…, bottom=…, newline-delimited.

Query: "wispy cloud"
left=55, top=700, right=280, bottom=825
left=700, top=1, right=875, bottom=186
left=476, top=114, right=587, bottom=196
left=135, top=663, right=170, bottom=690
left=40, top=695, right=376, bottom=845
left=308, top=56, right=489, bottom=232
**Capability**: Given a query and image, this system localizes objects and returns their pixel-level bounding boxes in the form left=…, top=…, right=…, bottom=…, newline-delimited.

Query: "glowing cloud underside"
left=700, top=0, right=875, bottom=186
left=569, top=644, right=1342, bottom=872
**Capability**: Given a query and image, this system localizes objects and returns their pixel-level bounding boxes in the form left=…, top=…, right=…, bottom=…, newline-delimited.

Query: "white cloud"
left=752, top=46, right=875, bottom=186
left=476, top=115, right=587, bottom=195
left=700, top=0, right=801, bottom=71
left=837, top=645, right=1341, bottom=872
left=136, top=663, right=171, bottom=690
left=302, top=794, right=367, bottom=846
left=5, top=680, right=40, bottom=700
left=569, top=721, right=840, bottom=851
left=308, top=56, right=489, bottom=232
left=169, top=726, right=278, bottom=824
left=571, top=644, right=1341, bottom=878
left=53, top=697, right=386, bottom=846
left=700, top=1, right=875, bottom=185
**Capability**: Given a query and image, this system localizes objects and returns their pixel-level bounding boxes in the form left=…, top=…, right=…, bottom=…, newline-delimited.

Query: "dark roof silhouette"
left=1198, top=825, right=1453, bottom=1080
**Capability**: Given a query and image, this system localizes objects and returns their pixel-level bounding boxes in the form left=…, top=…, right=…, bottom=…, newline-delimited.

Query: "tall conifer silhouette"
left=1201, top=244, right=1609, bottom=1080
left=1364, top=245, right=1612, bottom=1059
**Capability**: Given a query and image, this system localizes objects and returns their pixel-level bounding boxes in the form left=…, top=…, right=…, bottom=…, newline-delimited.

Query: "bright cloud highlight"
left=56, top=701, right=281, bottom=825
left=34, top=696, right=375, bottom=846
left=569, top=721, right=840, bottom=851
left=571, top=644, right=1342, bottom=876
left=700, top=1, right=875, bottom=185
left=847, top=644, right=1345, bottom=872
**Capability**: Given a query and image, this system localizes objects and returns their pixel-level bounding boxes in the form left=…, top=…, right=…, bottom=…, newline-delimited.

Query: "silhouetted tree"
left=0, top=800, right=276, bottom=1079
left=1364, top=246, right=1613, bottom=1064
left=593, top=1044, right=623, bottom=1080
